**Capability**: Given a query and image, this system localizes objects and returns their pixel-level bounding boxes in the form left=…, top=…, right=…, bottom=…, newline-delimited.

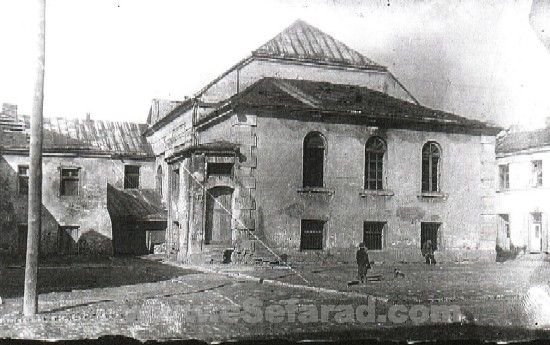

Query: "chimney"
left=545, top=116, right=550, bottom=128
left=2, top=103, right=17, bottom=119
left=85, top=112, right=91, bottom=121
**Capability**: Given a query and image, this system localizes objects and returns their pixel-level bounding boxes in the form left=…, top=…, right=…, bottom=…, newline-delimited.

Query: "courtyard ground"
left=0, top=256, right=550, bottom=343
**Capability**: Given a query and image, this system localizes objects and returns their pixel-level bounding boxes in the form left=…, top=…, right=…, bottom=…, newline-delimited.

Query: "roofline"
left=0, top=148, right=155, bottom=160
left=142, top=97, right=195, bottom=136
left=496, top=145, right=550, bottom=157
left=145, top=55, right=400, bottom=135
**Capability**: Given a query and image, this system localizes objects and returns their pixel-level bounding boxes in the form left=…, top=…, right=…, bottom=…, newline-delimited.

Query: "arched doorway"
left=205, top=186, right=233, bottom=245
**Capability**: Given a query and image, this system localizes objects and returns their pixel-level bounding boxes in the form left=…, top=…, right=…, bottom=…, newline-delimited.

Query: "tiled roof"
left=0, top=113, right=153, bottom=157
left=107, top=184, right=167, bottom=222
left=253, top=20, right=383, bottom=69
left=226, top=77, right=500, bottom=133
left=496, top=128, right=550, bottom=153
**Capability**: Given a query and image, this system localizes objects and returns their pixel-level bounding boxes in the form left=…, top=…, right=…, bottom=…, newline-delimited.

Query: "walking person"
left=421, top=239, right=436, bottom=265
left=356, top=242, right=371, bottom=283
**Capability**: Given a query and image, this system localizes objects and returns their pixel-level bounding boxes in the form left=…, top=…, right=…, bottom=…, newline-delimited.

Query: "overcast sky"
left=1, top=0, right=549, bottom=129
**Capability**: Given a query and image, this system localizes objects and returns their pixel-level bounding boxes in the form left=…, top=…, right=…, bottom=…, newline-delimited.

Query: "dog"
left=394, top=268, right=405, bottom=278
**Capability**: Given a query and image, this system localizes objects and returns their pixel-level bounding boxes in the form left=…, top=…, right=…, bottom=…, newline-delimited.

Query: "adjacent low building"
left=495, top=124, right=550, bottom=255
left=145, top=20, right=501, bottom=263
left=0, top=103, right=165, bottom=256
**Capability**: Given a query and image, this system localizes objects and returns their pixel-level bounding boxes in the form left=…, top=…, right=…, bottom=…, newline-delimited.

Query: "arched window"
left=422, top=142, right=441, bottom=192
left=365, top=137, right=386, bottom=190
left=303, top=132, right=326, bottom=188
left=156, top=165, right=163, bottom=197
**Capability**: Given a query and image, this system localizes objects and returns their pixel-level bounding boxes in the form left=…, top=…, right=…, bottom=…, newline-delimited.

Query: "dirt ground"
left=0, top=256, right=549, bottom=342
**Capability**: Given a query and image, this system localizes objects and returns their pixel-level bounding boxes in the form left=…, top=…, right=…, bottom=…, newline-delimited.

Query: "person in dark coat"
left=422, top=239, right=436, bottom=265
left=356, top=242, right=371, bottom=283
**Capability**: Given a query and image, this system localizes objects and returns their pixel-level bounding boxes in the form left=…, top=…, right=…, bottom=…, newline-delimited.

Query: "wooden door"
left=205, top=187, right=233, bottom=245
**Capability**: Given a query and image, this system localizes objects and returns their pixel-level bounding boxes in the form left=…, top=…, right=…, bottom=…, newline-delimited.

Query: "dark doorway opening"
left=421, top=222, right=440, bottom=250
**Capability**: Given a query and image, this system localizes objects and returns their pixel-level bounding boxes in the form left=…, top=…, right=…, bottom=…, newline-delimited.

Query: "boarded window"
left=60, top=168, right=80, bottom=196
left=499, top=164, right=510, bottom=190
left=363, top=221, right=385, bottom=250
left=58, top=226, right=80, bottom=255
left=156, top=165, right=163, bottom=197
left=124, top=165, right=140, bottom=189
left=365, top=137, right=385, bottom=190
left=532, top=160, right=543, bottom=187
left=303, top=133, right=325, bottom=188
left=300, top=220, right=324, bottom=250
left=421, top=222, right=440, bottom=251
left=207, top=163, right=233, bottom=177
left=18, top=165, right=29, bottom=195
left=421, top=142, right=440, bottom=192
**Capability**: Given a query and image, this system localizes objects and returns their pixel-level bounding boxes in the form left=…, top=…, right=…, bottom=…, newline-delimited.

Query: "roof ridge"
left=252, top=19, right=384, bottom=69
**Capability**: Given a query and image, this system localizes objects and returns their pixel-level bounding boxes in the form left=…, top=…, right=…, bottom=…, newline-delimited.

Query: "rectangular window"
left=363, top=221, right=385, bottom=250
left=365, top=153, right=383, bottom=190
left=300, top=220, right=324, bottom=250
left=58, top=226, right=80, bottom=255
left=18, top=165, right=29, bottom=195
left=421, top=222, right=440, bottom=251
left=172, top=168, right=180, bottom=199
left=498, top=164, right=509, bottom=191
left=532, top=160, right=543, bottom=187
left=124, top=165, right=140, bottom=189
left=60, top=168, right=80, bottom=196
left=207, top=163, right=233, bottom=177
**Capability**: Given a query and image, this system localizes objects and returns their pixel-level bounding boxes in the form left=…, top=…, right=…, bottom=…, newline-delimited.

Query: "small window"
left=60, top=168, right=80, bottom=196
left=300, top=220, right=324, bottom=250
left=421, top=142, right=441, bottom=192
left=303, top=132, right=326, bottom=188
left=58, top=226, right=80, bottom=255
left=124, top=165, right=140, bottom=189
left=207, top=163, right=233, bottom=177
left=498, top=164, right=510, bottom=190
left=172, top=168, right=180, bottom=200
left=18, top=165, right=29, bottom=195
left=531, top=160, right=543, bottom=187
left=421, top=222, right=440, bottom=251
left=363, top=221, right=385, bottom=250
left=156, top=165, right=163, bottom=197
left=365, top=137, right=386, bottom=190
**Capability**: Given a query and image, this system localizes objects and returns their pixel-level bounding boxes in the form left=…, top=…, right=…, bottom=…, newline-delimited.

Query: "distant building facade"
left=495, top=125, right=550, bottom=255
left=0, top=103, right=165, bottom=256
left=145, top=20, right=501, bottom=263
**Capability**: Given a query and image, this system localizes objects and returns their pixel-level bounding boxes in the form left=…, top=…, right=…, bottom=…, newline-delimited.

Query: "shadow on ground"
left=0, top=256, right=197, bottom=298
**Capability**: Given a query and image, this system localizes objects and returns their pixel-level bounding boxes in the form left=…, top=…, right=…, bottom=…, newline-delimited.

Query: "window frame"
left=17, top=165, right=29, bottom=196
left=421, top=142, right=441, bottom=193
left=302, top=132, right=326, bottom=188
left=363, top=221, right=386, bottom=250
left=498, top=164, right=510, bottom=191
left=156, top=165, right=163, bottom=197
left=531, top=160, right=543, bottom=188
left=364, top=137, right=386, bottom=191
left=59, top=167, right=81, bottom=196
left=300, top=219, right=325, bottom=251
left=124, top=165, right=140, bottom=189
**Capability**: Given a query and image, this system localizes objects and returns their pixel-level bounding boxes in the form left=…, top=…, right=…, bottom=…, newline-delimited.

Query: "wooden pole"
left=23, top=0, right=46, bottom=317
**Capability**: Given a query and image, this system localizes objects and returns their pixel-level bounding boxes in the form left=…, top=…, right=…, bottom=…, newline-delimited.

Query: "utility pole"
left=24, top=0, right=46, bottom=316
